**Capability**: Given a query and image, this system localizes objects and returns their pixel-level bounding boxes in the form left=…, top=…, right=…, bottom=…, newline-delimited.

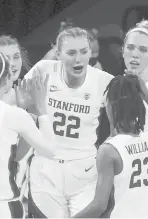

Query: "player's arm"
left=5, top=107, right=55, bottom=158
left=73, top=143, right=115, bottom=218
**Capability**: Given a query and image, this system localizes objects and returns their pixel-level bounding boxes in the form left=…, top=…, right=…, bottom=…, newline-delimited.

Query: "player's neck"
left=110, top=127, right=140, bottom=137
left=63, top=71, right=86, bottom=89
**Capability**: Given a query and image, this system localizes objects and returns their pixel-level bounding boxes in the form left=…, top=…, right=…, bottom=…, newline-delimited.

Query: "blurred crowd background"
left=1, top=0, right=148, bottom=77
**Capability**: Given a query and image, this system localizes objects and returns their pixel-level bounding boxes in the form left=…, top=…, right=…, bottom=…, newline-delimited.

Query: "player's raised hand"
left=14, top=78, right=32, bottom=109
left=30, top=73, right=49, bottom=115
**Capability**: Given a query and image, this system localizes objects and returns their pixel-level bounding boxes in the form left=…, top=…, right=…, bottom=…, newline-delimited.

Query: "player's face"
left=0, top=44, right=22, bottom=82
left=57, top=36, right=91, bottom=78
left=123, top=32, right=148, bottom=76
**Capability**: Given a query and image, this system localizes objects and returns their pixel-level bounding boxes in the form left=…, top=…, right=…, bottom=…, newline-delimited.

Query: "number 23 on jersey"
left=129, top=157, right=148, bottom=188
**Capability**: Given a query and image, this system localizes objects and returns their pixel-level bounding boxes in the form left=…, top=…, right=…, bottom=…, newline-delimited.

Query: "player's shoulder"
left=0, top=100, right=10, bottom=113
left=140, top=131, right=148, bottom=140
left=36, top=59, right=61, bottom=68
left=87, top=65, right=113, bottom=91
left=25, top=60, right=62, bottom=79
left=87, top=65, right=113, bottom=80
left=0, top=101, right=22, bottom=125
left=96, top=142, right=118, bottom=164
left=105, top=134, right=126, bottom=145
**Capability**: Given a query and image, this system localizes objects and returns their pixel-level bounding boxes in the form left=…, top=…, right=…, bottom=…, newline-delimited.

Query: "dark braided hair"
left=95, top=106, right=110, bottom=148
left=96, top=74, right=146, bottom=149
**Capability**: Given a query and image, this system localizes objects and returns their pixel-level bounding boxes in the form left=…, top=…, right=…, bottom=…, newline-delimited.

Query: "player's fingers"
left=22, top=79, right=26, bottom=92
left=32, top=68, right=37, bottom=79
left=40, top=74, right=44, bottom=86
left=14, top=84, right=17, bottom=94
left=23, top=79, right=27, bottom=90
left=18, top=79, right=21, bottom=87
left=30, top=78, right=36, bottom=91
left=44, top=74, right=49, bottom=89
left=36, top=76, right=41, bottom=89
left=31, top=76, right=38, bottom=91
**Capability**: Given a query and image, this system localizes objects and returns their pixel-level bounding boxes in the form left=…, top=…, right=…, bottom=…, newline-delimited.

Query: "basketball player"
left=0, top=35, right=31, bottom=105
left=42, top=22, right=102, bottom=69
left=74, top=74, right=148, bottom=218
left=0, top=35, right=32, bottom=217
left=23, top=26, right=113, bottom=217
left=0, top=53, right=55, bottom=218
left=123, top=20, right=148, bottom=131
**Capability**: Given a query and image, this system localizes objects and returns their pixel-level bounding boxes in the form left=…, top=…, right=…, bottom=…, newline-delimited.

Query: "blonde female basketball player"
left=96, top=20, right=148, bottom=147
left=23, top=26, right=113, bottom=218
left=123, top=20, right=148, bottom=131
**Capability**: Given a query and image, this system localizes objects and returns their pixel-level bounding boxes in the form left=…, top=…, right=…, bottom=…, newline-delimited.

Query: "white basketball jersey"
left=144, top=81, right=148, bottom=132
left=26, top=60, right=113, bottom=160
left=0, top=101, right=18, bottom=200
left=106, top=133, right=148, bottom=218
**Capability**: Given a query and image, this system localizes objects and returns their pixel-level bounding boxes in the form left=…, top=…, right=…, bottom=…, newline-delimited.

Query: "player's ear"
left=122, top=45, right=125, bottom=58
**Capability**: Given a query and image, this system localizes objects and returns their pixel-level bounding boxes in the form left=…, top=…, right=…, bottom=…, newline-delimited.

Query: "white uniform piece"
left=143, top=81, right=148, bottom=131
left=105, top=133, right=148, bottom=218
left=25, top=60, right=113, bottom=217
left=1, top=88, right=16, bottom=106
left=0, top=100, right=23, bottom=217
left=16, top=148, right=34, bottom=199
left=0, top=99, right=53, bottom=218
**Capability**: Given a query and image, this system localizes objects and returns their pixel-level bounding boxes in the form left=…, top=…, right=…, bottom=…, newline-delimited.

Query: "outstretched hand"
left=30, top=72, right=49, bottom=115
left=14, top=78, right=32, bottom=109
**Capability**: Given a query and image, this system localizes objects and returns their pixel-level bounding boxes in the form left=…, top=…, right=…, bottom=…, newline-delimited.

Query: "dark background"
left=0, top=0, right=78, bottom=38
left=1, top=0, right=148, bottom=76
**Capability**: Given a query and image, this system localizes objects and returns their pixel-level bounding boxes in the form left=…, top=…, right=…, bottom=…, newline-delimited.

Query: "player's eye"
left=127, top=44, right=135, bottom=51
left=67, top=51, right=76, bottom=56
left=81, top=50, right=88, bottom=55
left=139, top=46, right=148, bottom=53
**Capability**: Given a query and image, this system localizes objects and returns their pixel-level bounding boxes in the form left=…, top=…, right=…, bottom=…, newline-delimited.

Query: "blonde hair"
left=124, top=20, right=148, bottom=45
left=56, top=27, right=90, bottom=51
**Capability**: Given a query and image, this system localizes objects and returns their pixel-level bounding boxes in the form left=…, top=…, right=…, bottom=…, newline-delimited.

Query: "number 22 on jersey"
left=53, top=112, right=80, bottom=139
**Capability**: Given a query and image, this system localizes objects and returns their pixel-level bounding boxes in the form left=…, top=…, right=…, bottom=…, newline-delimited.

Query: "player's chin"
left=12, top=73, right=20, bottom=82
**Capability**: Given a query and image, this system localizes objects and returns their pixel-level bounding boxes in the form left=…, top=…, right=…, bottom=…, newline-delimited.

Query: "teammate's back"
left=0, top=101, right=18, bottom=200
left=106, top=131, right=148, bottom=217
